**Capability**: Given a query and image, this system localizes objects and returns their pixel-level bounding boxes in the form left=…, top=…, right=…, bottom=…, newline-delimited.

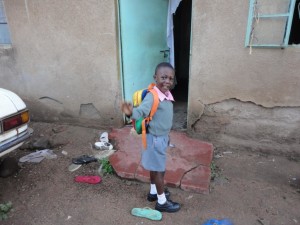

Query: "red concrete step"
left=109, top=127, right=213, bottom=194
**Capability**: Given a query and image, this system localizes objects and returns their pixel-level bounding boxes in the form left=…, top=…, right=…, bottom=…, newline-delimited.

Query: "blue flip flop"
left=131, top=207, right=162, bottom=221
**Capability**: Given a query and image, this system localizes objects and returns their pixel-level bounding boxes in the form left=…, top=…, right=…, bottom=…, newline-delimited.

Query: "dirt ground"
left=0, top=122, right=299, bottom=225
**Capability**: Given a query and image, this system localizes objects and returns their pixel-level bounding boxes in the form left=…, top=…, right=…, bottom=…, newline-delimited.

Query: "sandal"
left=131, top=207, right=162, bottom=221
left=94, top=141, right=113, bottom=150
left=72, top=155, right=98, bottom=165
left=99, top=132, right=109, bottom=142
left=74, top=176, right=101, bottom=184
left=68, top=163, right=82, bottom=172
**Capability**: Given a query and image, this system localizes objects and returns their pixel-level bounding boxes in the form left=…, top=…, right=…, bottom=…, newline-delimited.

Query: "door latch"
left=160, top=49, right=170, bottom=58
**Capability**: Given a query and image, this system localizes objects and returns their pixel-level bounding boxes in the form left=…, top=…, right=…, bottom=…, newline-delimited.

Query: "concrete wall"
left=189, top=0, right=300, bottom=157
left=0, top=0, right=123, bottom=128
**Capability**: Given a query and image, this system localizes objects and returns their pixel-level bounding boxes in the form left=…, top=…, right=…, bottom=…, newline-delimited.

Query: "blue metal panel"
left=0, top=23, right=11, bottom=44
left=0, top=0, right=11, bottom=44
left=0, top=0, right=6, bottom=23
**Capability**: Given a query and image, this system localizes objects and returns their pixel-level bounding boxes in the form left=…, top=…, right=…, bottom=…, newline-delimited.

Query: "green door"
left=119, top=0, right=169, bottom=101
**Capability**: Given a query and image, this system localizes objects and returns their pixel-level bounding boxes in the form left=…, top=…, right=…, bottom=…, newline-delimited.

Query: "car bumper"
left=0, top=130, right=30, bottom=157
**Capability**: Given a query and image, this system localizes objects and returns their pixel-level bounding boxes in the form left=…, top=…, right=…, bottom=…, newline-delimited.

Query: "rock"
left=0, top=157, right=20, bottom=178
left=28, top=127, right=34, bottom=135
left=61, top=150, right=68, bottom=155
left=19, top=140, right=33, bottom=150
left=32, top=137, right=50, bottom=149
left=49, top=135, right=69, bottom=148
left=290, top=177, right=300, bottom=189
left=52, top=126, right=66, bottom=134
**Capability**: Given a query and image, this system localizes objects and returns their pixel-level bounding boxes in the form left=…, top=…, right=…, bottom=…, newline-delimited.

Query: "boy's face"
left=154, top=66, right=175, bottom=94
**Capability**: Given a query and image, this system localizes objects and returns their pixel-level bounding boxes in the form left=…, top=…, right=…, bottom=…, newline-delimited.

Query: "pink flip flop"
left=74, top=176, right=102, bottom=184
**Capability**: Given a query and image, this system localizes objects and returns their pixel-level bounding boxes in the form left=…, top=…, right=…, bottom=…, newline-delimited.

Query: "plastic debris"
left=61, top=150, right=68, bottom=155
left=202, top=219, right=233, bottom=225
left=19, top=149, right=57, bottom=163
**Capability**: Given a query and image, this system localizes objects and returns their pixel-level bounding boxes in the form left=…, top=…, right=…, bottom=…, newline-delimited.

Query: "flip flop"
left=72, top=155, right=98, bottom=165
left=94, top=141, right=113, bottom=150
left=99, top=132, right=109, bottom=142
left=68, top=163, right=82, bottom=172
left=131, top=207, right=162, bottom=221
left=94, top=149, right=116, bottom=160
left=74, top=176, right=102, bottom=184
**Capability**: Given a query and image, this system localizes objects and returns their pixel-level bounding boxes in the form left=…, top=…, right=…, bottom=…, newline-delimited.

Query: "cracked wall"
left=190, top=0, right=300, bottom=108
left=187, top=1, right=300, bottom=156
left=0, top=0, right=123, bottom=128
left=188, top=99, right=300, bottom=157
left=24, top=97, right=120, bottom=128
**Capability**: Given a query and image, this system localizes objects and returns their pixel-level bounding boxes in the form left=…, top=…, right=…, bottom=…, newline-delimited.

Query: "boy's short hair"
left=155, top=62, right=174, bottom=74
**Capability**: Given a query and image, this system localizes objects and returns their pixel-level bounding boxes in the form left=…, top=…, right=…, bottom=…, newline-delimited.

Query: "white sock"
left=150, top=184, right=157, bottom=195
left=157, top=193, right=167, bottom=205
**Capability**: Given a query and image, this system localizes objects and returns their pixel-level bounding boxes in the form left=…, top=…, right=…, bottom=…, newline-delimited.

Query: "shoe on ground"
left=99, top=132, right=109, bottom=142
left=155, top=200, right=181, bottom=213
left=72, top=155, right=98, bottom=165
left=94, top=141, right=113, bottom=150
left=147, top=188, right=171, bottom=202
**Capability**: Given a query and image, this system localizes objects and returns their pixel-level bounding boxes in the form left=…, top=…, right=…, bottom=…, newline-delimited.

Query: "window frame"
left=245, top=0, right=296, bottom=48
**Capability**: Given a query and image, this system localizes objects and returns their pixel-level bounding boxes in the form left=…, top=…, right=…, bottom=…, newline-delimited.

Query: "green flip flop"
left=131, top=207, right=162, bottom=221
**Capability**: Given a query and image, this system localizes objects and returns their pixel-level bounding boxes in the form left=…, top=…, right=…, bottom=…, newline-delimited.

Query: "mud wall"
left=0, top=0, right=122, bottom=128
left=189, top=0, right=300, bottom=155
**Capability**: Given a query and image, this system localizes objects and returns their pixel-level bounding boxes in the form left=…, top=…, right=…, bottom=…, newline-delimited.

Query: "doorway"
left=118, top=0, right=192, bottom=129
left=172, top=0, right=192, bottom=130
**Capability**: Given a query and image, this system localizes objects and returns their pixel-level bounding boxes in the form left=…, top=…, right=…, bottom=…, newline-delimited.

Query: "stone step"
left=109, top=127, right=213, bottom=194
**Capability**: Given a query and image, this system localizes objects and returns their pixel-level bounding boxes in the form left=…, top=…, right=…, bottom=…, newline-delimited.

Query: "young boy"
left=121, top=62, right=181, bottom=213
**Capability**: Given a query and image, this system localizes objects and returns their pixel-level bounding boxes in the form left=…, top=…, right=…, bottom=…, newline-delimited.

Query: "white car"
left=0, top=88, right=30, bottom=158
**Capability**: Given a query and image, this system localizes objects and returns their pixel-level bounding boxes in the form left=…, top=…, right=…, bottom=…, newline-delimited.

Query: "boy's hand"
left=121, top=101, right=133, bottom=116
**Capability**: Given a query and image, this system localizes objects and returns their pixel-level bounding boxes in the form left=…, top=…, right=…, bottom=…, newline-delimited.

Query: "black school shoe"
left=147, top=188, right=170, bottom=202
left=155, top=200, right=181, bottom=213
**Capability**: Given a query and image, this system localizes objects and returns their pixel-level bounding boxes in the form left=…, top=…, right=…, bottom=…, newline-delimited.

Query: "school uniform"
left=132, top=86, right=174, bottom=172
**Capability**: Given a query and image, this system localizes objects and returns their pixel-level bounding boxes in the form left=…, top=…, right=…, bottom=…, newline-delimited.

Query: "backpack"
left=132, top=83, right=159, bottom=148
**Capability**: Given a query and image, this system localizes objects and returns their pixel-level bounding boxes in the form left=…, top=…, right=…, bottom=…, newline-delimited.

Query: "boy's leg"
left=150, top=171, right=164, bottom=194
left=149, top=171, right=167, bottom=204
left=147, top=171, right=170, bottom=202
left=151, top=171, right=181, bottom=213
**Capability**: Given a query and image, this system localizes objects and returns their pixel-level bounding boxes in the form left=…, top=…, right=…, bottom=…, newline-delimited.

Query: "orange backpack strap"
left=142, top=118, right=147, bottom=149
left=148, top=89, right=159, bottom=119
left=148, top=83, right=156, bottom=90
left=142, top=85, right=159, bottom=149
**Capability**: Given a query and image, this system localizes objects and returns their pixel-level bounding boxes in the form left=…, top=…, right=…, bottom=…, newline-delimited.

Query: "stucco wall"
left=189, top=0, right=300, bottom=156
left=0, top=0, right=122, bottom=128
